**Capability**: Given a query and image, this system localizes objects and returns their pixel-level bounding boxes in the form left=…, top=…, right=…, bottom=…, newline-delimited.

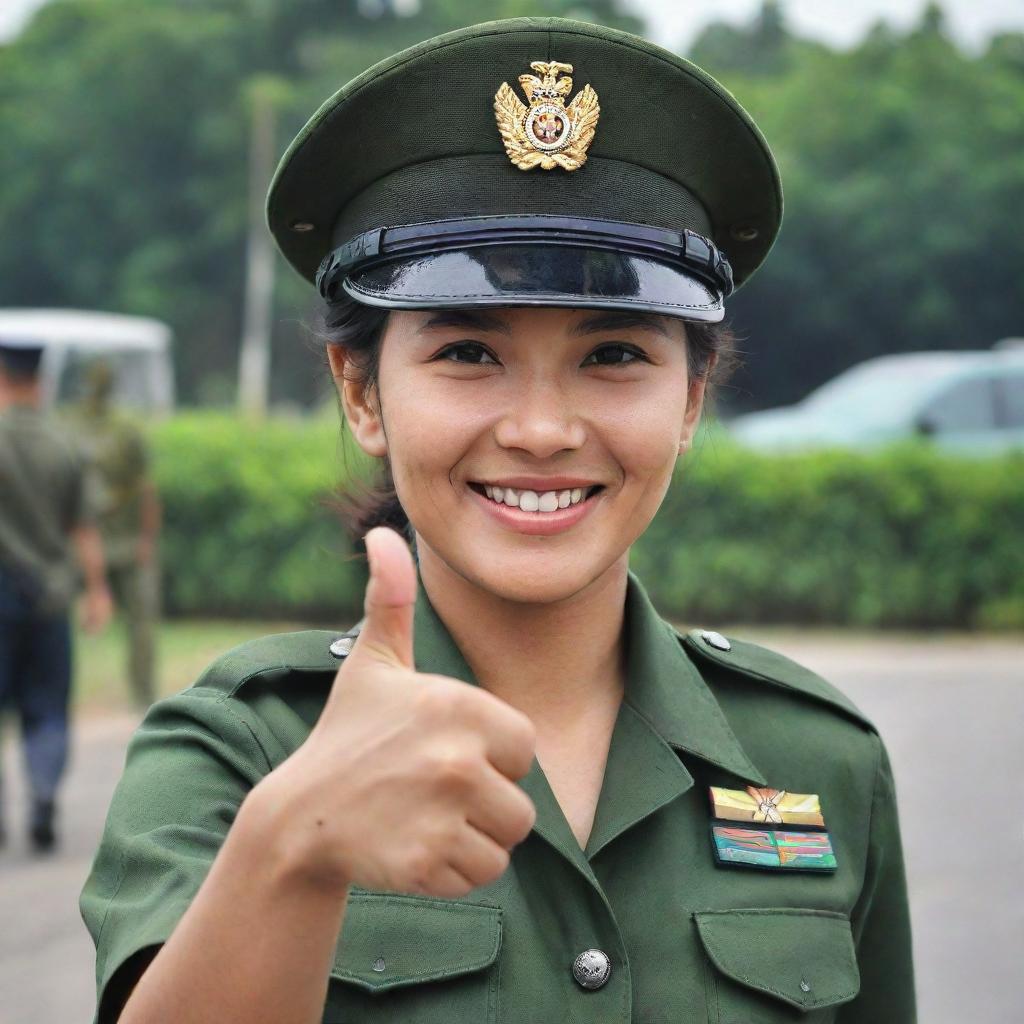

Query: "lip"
left=471, top=476, right=601, bottom=491
left=467, top=482, right=603, bottom=536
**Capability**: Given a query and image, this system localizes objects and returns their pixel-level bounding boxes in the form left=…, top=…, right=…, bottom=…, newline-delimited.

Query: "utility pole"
left=238, top=81, right=276, bottom=418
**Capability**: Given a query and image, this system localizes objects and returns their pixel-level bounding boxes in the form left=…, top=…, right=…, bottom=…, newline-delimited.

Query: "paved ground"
left=1, top=634, right=1021, bottom=1023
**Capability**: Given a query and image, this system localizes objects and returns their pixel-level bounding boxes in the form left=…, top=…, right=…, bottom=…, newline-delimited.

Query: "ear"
left=326, top=343, right=388, bottom=459
left=680, top=352, right=718, bottom=449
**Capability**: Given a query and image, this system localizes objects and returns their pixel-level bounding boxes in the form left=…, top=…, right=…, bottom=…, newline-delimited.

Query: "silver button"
left=329, top=636, right=355, bottom=658
left=372, top=957, right=386, bottom=973
left=700, top=629, right=731, bottom=652
left=800, top=978, right=811, bottom=993
left=572, top=949, right=611, bottom=990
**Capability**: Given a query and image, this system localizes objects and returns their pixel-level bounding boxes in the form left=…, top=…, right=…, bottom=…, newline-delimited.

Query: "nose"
left=493, top=377, right=586, bottom=458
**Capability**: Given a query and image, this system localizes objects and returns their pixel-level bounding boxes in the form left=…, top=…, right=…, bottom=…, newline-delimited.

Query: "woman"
left=81, top=17, right=915, bottom=1023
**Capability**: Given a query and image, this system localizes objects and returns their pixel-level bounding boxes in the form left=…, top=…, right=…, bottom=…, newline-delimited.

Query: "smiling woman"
left=320, top=300, right=735, bottom=546
left=82, top=17, right=915, bottom=1024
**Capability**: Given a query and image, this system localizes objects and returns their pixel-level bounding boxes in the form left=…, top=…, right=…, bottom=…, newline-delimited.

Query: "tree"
left=0, top=0, right=641, bottom=405
left=687, top=4, right=1024, bottom=410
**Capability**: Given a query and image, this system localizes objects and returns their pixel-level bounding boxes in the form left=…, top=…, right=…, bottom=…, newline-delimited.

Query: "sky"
left=1, top=0, right=1023, bottom=50
left=623, top=0, right=1024, bottom=52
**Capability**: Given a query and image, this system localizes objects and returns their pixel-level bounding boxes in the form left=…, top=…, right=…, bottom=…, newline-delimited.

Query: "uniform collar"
left=620, top=569, right=766, bottom=785
left=411, top=566, right=765, bottom=869
left=412, top=567, right=764, bottom=781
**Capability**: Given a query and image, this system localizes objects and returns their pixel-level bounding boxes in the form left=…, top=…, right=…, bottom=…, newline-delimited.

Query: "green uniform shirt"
left=81, top=569, right=915, bottom=1022
left=0, top=403, right=95, bottom=613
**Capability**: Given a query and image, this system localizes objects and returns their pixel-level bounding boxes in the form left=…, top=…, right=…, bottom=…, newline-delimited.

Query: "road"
left=1, top=633, right=1021, bottom=1023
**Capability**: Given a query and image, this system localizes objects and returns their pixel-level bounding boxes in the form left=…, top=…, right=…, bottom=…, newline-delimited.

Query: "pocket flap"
left=694, top=908, right=860, bottom=1011
left=331, top=892, right=502, bottom=994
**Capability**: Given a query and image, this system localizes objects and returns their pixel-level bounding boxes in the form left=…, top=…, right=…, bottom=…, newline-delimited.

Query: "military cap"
left=267, top=17, right=783, bottom=321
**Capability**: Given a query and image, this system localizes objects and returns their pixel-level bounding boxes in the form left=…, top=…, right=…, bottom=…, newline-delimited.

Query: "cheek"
left=377, top=368, right=489, bottom=496
left=600, top=379, right=688, bottom=482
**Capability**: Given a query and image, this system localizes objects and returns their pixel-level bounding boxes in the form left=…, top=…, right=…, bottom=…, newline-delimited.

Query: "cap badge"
left=494, top=61, right=600, bottom=172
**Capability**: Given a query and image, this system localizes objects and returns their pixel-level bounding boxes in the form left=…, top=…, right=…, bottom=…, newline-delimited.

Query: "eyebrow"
left=570, top=312, right=673, bottom=338
left=419, top=310, right=513, bottom=335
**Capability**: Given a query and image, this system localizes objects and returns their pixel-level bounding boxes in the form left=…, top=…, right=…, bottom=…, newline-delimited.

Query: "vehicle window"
left=996, top=374, right=1024, bottom=428
left=54, top=349, right=161, bottom=411
left=921, top=378, right=997, bottom=432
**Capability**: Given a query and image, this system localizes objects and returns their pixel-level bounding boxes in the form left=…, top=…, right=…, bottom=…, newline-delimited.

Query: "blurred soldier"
left=0, top=339, right=113, bottom=853
left=70, top=360, right=161, bottom=711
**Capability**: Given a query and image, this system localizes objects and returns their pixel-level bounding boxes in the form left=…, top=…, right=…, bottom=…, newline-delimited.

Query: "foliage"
left=151, top=411, right=369, bottom=617
left=0, top=0, right=640, bottom=405
left=149, top=414, right=1024, bottom=629
left=634, top=437, right=1024, bottom=630
left=689, top=2, right=1024, bottom=411
left=1, top=3, right=1020, bottom=412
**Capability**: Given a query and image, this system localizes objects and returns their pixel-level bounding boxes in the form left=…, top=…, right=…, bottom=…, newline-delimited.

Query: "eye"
left=434, top=342, right=499, bottom=365
left=582, top=343, right=649, bottom=367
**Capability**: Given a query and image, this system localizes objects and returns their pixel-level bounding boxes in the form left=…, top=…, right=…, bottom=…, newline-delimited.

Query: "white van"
left=0, top=308, right=174, bottom=414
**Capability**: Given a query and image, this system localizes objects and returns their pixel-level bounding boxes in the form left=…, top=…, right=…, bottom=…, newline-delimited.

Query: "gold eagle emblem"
left=494, top=61, right=600, bottom=171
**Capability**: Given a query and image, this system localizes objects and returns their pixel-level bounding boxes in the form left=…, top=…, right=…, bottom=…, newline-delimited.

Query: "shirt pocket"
left=324, top=891, right=502, bottom=1024
left=695, top=908, right=860, bottom=1023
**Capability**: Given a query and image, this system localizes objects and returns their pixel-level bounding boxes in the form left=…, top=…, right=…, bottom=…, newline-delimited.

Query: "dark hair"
left=315, top=295, right=737, bottom=544
left=0, top=344, right=44, bottom=382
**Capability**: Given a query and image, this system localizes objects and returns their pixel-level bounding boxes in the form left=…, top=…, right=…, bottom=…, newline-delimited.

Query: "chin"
left=458, top=544, right=622, bottom=606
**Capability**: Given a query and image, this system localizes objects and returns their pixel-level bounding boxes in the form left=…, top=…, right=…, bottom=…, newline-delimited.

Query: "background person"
left=0, top=338, right=113, bottom=852
left=69, top=360, right=161, bottom=710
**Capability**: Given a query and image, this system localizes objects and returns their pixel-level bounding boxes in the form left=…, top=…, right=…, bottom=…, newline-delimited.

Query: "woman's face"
left=334, top=306, right=709, bottom=604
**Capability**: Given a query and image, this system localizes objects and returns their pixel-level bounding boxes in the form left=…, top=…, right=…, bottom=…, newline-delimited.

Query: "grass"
left=73, top=616, right=313, bottom=710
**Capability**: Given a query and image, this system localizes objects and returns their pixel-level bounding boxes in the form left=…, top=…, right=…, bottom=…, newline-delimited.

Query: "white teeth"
left=479, top=484, right=595, bottom=513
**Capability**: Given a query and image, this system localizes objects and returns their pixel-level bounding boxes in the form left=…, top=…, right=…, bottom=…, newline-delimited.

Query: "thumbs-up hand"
left=253, top=527, right=537, bottom=899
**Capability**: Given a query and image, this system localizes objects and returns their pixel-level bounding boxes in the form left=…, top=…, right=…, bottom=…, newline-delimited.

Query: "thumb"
left=350, top=526, right=417, bottom=670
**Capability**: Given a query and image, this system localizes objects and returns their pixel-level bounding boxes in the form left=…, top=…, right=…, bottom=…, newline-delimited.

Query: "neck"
left=0, top=381, right=41, bottom=409
left=416, top=540, right=629, bottom=725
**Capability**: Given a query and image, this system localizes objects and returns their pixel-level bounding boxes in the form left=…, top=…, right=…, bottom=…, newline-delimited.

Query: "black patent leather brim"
left=342, top=246, right=725, bottom=321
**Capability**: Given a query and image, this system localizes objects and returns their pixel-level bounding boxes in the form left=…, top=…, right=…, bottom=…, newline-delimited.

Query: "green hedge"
left=634, top=440, right=1024, bottom=630
left=151, top=414, right=1024, bottom=629
left=152, top=412, right=368, bottom=619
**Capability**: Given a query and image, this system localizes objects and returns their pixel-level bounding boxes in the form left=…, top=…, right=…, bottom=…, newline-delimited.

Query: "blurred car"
left=729, top=346, right=1024, bottom=453
left=0, top=308, right=175, bottom=415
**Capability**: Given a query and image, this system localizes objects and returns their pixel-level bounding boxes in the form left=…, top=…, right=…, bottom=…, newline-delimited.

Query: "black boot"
left=29, top=798, right=56, bottom=854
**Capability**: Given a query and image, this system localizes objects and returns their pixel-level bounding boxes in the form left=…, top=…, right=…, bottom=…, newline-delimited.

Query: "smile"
left=469, top=482, right=603, bottom=513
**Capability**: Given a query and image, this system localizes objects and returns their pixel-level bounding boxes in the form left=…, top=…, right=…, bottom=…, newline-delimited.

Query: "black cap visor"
left=342, top=246, right=725, bottom=321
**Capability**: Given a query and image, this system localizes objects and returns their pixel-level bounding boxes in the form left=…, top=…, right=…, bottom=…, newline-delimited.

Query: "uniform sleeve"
left=837, top=734, right=916, bottom=1022
left=79, top=689, right=273, bottom=1024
